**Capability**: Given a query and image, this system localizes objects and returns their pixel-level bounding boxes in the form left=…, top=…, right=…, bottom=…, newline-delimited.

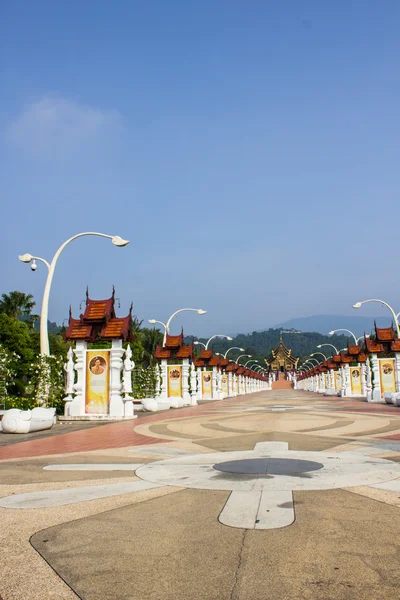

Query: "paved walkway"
left=1, top=390, right=400, bottom=600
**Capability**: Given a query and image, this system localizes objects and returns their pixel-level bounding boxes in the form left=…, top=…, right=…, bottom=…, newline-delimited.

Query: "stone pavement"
left=1, top=390, right=400, bottom=599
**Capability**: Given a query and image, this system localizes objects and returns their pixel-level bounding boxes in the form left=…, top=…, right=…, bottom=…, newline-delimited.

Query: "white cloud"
left=7, top=96, right=122, bottom=157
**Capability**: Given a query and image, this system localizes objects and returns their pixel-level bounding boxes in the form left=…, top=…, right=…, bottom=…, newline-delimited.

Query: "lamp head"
left=317, top=345, right=322, bottom=348
left=112, top=236, right=130, bottom=247
left=328, top=330, right=335, bottom=335
left=194, top=341, right=200, bottom=345
left=30, top=259, right=37, bottom=272
left=197, top=309, right=207, bottom=315
left=19, top=253, right=33, bottom=263
left=227, top=336, right=233, bottom=341
left=352, top=302, right=361, bottom=309
left=148, top=319, right=156, bottom=324
left=239, top=348, right=245, bottom=351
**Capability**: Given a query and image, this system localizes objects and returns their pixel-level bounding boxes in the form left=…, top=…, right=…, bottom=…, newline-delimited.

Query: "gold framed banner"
left=202, top=371, right=212, bottom=398
left=334, top=371, right=342, bottom=391
left=167, top=366, right=182, bottom=397
left=379, top=359, right=396, bottom=397
left=221, top=373, right=228, bottom=394
left=85, top=350, right=110, bottom=414
left=350, top=367, right=362, bottom=394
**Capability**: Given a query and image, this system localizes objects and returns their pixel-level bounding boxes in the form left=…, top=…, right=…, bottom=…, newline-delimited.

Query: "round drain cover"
left=213, top=457, right=324, bottom=475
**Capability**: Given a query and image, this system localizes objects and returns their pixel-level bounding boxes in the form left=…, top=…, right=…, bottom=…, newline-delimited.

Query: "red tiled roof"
left=101, top=315, right=132, bottom=341
left=176, top=345, right=193, bottom=359
left=200, top=349, right=213, bottom=360
left=165, top=334, right=184, bottom=349
left=347, top=345, right=360, bottom=355
left=365, top=339, right=384, bottom=353
left=375, top=325, right=395, bottom=342
left=155, top=346, right=171, bottom=359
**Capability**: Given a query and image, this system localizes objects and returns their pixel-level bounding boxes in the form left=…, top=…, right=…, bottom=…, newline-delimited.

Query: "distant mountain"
left=273, top=315, right=392, bottom=337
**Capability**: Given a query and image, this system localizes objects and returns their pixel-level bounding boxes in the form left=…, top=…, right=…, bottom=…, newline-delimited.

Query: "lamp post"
left=311, top=352, right=328, bottom=361
left=317, top=343, right=339, bottom=355
left=235, top=354, right=251, bottom=364
left=329, top=329, right=358, bottom=344
left=244, top=359, right=257, bottom=368
left=19, top=232, right=129, bottom=356
left=194, top=334, right=232, bottom=350
left=149, top=307, right=207, bottom=345
left=353, top=299, right=400, bottom=337
left=217, top=347, right=245, bottom=359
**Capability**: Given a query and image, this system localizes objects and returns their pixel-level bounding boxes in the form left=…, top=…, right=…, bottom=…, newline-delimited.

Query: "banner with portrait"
left=221, top=373, right=228, bottom=395
left=379, top=359, right=396, bottom=397
left=202, top=371, right=212, bottom=399
left=85, top=350, right=110, bottom=414
left=167, top=366, right=182, bottom=397
left=350, top=367, right=362, bottom=395
left=334, top=371, right=342, bottom=391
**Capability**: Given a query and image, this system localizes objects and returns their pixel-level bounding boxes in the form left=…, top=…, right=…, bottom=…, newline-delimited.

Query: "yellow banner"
left=167, top=366, right=182, bottom=397
left=202, top=371, right=212, bottom=398
left=86, top=350, right=110, bottom=414
left=379, top=359, right=396, bottom=397
left=221, top=373, right=228, bottom=394
left=334, top=371, right=342, bottom=391
left=350, top=367, right=362, bottom=394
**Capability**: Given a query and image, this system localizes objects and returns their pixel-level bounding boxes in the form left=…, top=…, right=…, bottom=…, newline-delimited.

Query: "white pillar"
left=228, top=372, right=233, bottom=397
left=182, top=358, right=191, bottom=406
left=360, top=362, right=367, bottom=397
left=212, top=366, right=218, bottom=399
left=109, top=339, right=124, bottom=417
left=190, top=365, right=198, bottom=405
left=395, top=353, right=400, bottom=393
left=69, top=340, right=86, bottom=416
left=370, top=354, right=382, bottom=402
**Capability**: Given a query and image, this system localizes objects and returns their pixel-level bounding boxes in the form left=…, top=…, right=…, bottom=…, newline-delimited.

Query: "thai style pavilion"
left=265, top=337, right=299, bottom=372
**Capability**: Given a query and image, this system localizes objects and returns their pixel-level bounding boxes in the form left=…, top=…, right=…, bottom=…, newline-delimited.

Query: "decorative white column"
left=395, top=353, right=400, bottom=393
left=360, top=363, right=367, bottom=397
left=212, top=366, right=218, bottom=399
left=228, top=372, right=233, bottom=397
left=182, top=358, right=191, bottom=406
left=190, top=365, right=198, bottom=405
left=370, top=354, right=382, bottom=402
left=365, top=357, right=372, bottom=402
left=216, top=369, right=223, bottom=400
left=122, top=344, right=135, bottom=418
left=109, top=339, right=124, bottom=417
left=63, top=347, right=75, bottom=409
left=197, top=368, right=202, bottom=400
left=159, top=359, right=168, bottom=401
left=70, top=340, right=86, bottom=416
left=155, top=364, right=161, bottom=398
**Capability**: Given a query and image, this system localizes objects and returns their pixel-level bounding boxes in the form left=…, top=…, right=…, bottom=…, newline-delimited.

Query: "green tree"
left=0, top=291, right=36, bottom=320
left=140, top=327, right=163, bottom=367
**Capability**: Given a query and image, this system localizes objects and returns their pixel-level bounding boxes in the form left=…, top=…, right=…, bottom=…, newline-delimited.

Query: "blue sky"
left=1, top=1, right=400, bottom=336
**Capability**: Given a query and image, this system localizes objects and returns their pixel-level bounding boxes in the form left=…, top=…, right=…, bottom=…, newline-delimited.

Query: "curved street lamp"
left=311, top=352, right=327, bottom=361
left=353, top=299, right=400, bottom=337
left=329, top=329, right=358, bottom=344
left=216, top=347, right=245, bottom=359
left=244, top=359, right=257, bottom=368
left=149, top=307, right=207, bottom=345
left=317, top=343, right=339, bottom=355
left=235, top=354, right=252, bottom=364
left=194, top=334, right=233, bottom=350
left=19, top=232, right=129, bottom=355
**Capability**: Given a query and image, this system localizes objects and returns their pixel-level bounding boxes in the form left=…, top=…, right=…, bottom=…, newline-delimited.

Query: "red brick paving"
left=0, top=405, right=213, bottom=461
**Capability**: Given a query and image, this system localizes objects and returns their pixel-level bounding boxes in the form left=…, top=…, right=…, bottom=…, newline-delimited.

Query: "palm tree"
left=140, top=327, right=163, bottom=366
left=0, top=291, right=36, bottom=321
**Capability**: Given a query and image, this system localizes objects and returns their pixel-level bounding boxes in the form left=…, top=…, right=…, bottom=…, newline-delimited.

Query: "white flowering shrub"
left=29, top=354, right=65, bottom=410
left=132, top=366, right=158, bottom=399
left=0, top=344, right=19, bottom=407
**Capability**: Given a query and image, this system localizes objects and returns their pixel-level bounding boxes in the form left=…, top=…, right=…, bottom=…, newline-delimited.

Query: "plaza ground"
left=1, top=390, right=400, bottom=600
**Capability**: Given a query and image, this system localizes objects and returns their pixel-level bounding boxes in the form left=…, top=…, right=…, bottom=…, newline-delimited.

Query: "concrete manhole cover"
left=213, top=457, right=324, bottom=475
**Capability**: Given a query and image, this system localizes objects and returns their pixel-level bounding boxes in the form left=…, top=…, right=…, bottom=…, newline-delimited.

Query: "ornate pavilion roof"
left=265, top=337, right=299, bottom=369
left=64, top=287, right=134, bottom=342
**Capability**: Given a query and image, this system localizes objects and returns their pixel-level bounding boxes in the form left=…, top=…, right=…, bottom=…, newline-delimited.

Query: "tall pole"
left=19, top=232, right=129, bottom=355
